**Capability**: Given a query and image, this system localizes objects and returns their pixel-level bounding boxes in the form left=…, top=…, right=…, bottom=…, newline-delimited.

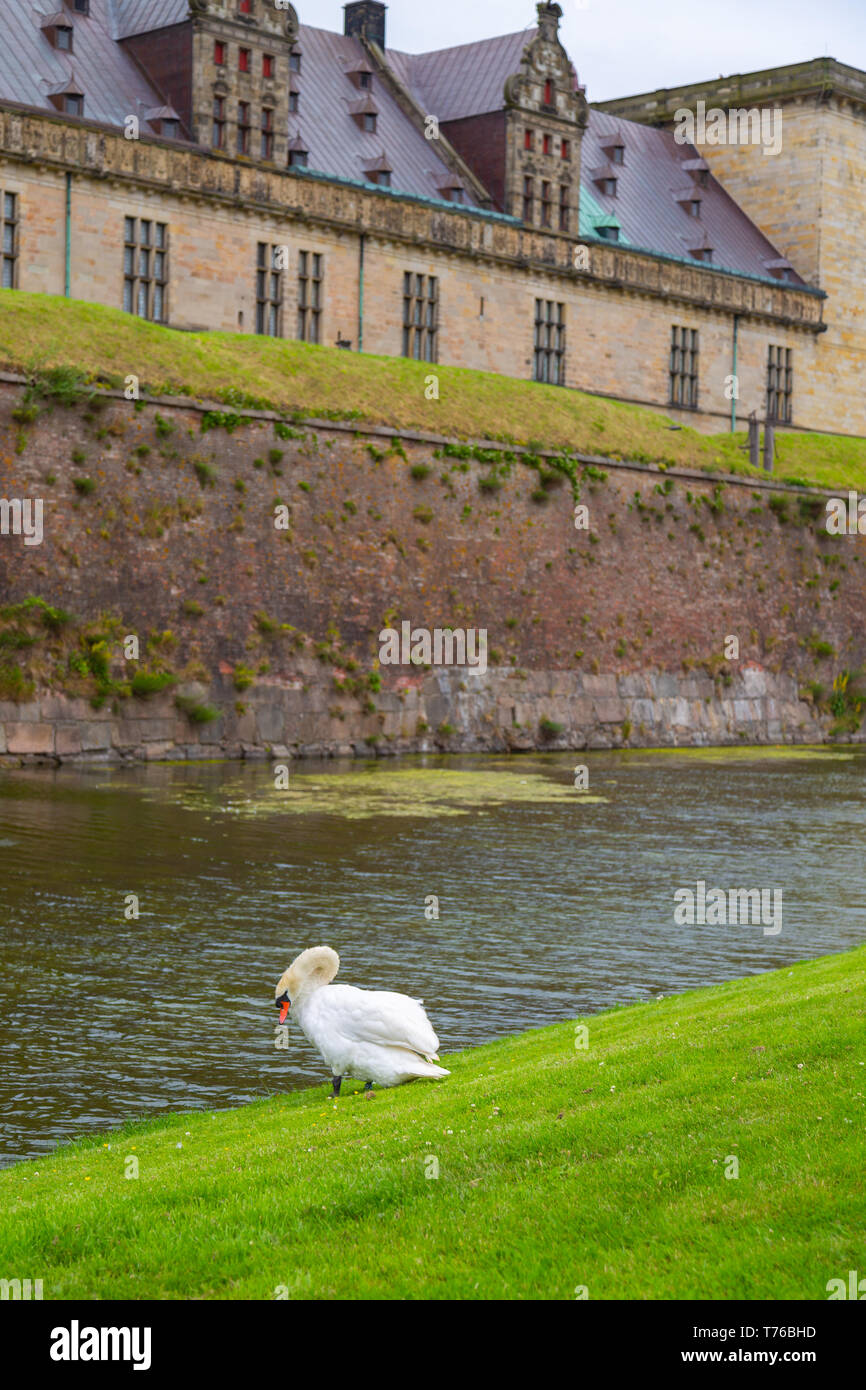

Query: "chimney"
left=344, top=2, right=387, bottom=50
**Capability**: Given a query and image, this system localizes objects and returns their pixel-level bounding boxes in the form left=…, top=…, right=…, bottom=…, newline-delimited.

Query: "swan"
left=274, top=946, right=450, bottom=1095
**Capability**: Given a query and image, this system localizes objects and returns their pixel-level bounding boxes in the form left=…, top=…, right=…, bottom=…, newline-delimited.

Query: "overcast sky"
left=312, top=0, right=866, bottom=102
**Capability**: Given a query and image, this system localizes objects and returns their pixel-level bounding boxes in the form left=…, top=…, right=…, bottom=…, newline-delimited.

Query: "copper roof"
left=387, top=29, right=535, bottom=121
left=112, top=0, right=189, bottom=41
left=0, top=0, right=165, bottom=127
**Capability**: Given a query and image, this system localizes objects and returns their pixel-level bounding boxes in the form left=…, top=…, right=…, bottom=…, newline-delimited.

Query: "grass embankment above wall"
left=1, top=292, right=865, bottom=491
left=0, top=945, right=863, bottom=1299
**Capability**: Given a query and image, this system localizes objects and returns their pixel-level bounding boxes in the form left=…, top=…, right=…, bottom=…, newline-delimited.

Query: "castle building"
left=0, top=1, right=851, bottom=437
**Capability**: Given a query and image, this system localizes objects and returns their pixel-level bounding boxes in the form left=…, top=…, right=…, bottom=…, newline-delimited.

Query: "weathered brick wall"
left=1, top=383, right=863, bottom=761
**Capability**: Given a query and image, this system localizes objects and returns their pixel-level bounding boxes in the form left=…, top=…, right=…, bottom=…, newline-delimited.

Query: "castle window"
left=297, top=251, right=323, bottom=344
left=533, top=300, right=565, bottom=385
left=289, top=91, right=299, bottom=113
left=543, top=134, right=551, bottom=155
left=359, top=71, right=372, bottom=90
left=55, top=26, right=73, bottom=52
left=1, top=192, right=18, bottom=290
left=63, top=94, right=83, bottom=116
left=239, top=0, right=253, bottom=13
left=690, top=246, right=713, bottom=263
left=213, top=97, right=226, bottom=148
left=402, top=273, right=438, bottom=362
left=72, top=0, right=89, bottom=12
left=290, top=51, right=301, bottom=74
left=214, top=41, right=226, bottom=66
left=600, top=177, right=617, bottom=196
left=239, top=48, right=251, bottom=73
left=263, top=54, right=274, bottom=78
left=767, top=346, right=793, bottom=423
left=561, top=138, right=570, bottom=160
left=610, top=145, right=624, bottom=165
left=523, top=176, right=533, bottom=222
left=541, top=181, right=552, bottom=227
left=162, top=118, right=179, bottom=140
left=288, top=142, right=308, bottom=168
left=543, top=80, right=553, bottom=105
left=596, top=225, right=619, bottom=242
left=362, top=112, right=377, bottom=133
left=524, top=129, right=534, bottom=150
left=237, top=102, right=251, bottom=155
left=256, top=243, right=283, bottom=337
left=261, top=108, right=274, bottom=160
left=670, top=326, right=699, bottom=409
left=123, top=218, right=168, bottom=323
left=559, top=185, right=569, bottom=232
left=688, top=199, right=701, bottom=217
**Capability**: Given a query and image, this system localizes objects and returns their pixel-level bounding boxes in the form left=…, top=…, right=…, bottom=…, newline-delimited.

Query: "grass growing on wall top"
left=1, top=291, right=865, bottom=490
left=0, top=944, right=863, bottom=1300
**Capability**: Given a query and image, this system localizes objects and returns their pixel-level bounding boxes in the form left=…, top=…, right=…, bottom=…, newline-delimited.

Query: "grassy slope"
left=1, top=945, right=863, bottom=1300
left=1, top=291, right=865, bottom=489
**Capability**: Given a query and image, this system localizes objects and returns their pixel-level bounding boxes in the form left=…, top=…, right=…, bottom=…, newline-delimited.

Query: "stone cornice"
left=593, top=57, right=866, bottom=123
left=0, top=102, right=824, bottom=330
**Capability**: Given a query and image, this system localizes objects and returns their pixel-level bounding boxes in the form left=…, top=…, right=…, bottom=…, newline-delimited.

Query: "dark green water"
left=1, top=749, right=863, bottom=1167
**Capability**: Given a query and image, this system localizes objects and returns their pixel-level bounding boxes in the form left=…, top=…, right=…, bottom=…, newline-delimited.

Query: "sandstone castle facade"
left=0, top=1, right=861, bottom=438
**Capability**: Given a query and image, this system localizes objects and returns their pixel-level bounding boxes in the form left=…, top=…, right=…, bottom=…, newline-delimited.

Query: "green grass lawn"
left=2, top=290, right=866, bottom=489
left=1, top=945, right=863, bottom=1300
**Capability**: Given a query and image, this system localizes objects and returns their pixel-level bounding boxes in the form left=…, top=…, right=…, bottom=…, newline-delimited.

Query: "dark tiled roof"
left=387, top=29, right=535, bottom=122
left=111, top=0, right=189, bottom=40
left=290, top=24, right=481, bottom=205
left=580, top=110, right=805, bottom=283
left=0, top=0, right=163, bottom=127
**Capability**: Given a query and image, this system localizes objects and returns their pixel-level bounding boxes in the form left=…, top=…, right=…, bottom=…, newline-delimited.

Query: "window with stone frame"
left=522, top=176, right=534, bottom=222
left=559, top=184, right=569, bottom=232
left=402, top=272, right=438, bottom=362
left=533, top=299, right=565, bottom=385
left=297, top=251, right=323, bottom=343
left=1, top=191, right=18, bottom=290
left=237, top=102, right=251, bottom=155
left=261, top=108, right=274, bottom=160
left=669, top=325, right=699, bottom=408
left=212, top=96, right=226, bottom=148
left=123, top=218, right=167, bottom=323
left=767, top=345, right=793, bottom=423
left=541, top=181, right=552, bottom=227
left=256, top=243, right=283, bottom=336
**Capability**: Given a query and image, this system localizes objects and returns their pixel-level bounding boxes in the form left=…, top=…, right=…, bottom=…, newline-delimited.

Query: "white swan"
left=274, top=946, right=450, bottom=1095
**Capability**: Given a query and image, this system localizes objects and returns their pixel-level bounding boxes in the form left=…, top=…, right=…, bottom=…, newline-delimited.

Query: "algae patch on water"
left=156, top=766, right=607, bottom=820
left=618, top=744, right=857, bottom=765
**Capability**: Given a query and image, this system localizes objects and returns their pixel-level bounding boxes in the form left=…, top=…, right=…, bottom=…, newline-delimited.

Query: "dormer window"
left=290, top=51, right=301, bottom=74
left=288, top=138, right=308, bottom=169
left=49, top=79, right=84, bottom=116
left=162, top=118, right=179, bottom=139
left=56, top=25, right=73, bottom=51
left=363, top=112, right=377, bottom=132
left=64, top=93, right=83, bottom=116
left=439, top=182, right=465, bottom=204
left=691, top=247, right=713, bottom=263
left=147, top=107, right=182, bottom=139
left=610, top=145, right=624, bottom=165
left=289, top=90, right=299, bottom=113
left=596, top=225, right=619, bottom=243
left=601, top=177, right=617, bottom=196
left=688, top=199, right=701, bottom=217
left=71, top=0, right=89, bottom=13
left=359, top=71, right=372, bottom=90
left=364, top=157, right=392, bottom=188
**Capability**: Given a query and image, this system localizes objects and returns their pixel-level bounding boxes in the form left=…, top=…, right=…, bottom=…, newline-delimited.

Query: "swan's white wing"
left=321, top=985, right=441, bottom=1058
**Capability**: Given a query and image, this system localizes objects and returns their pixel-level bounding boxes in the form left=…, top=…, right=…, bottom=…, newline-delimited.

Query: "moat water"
left=1, top=747, right=863, bottom=1165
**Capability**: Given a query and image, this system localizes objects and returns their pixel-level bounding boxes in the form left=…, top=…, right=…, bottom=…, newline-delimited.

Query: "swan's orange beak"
left=279, top=1001, right=290, bottom=1023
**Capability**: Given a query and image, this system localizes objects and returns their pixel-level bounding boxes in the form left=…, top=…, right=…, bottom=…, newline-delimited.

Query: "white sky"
left=309, top=0, right=866, bottom=102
